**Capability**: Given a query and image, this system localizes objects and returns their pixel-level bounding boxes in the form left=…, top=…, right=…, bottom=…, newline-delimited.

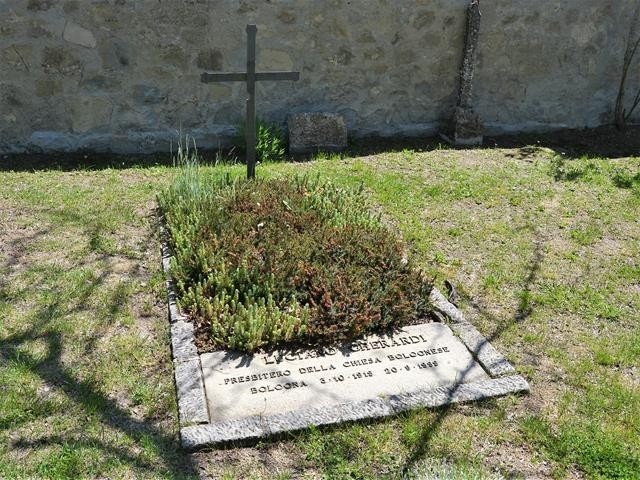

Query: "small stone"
left=174, top=358, right=209, bottom=425
left=63, top=21, right=97, bottom=49
left=237, top=1, right=256, bottom=14
left=357, top=30, right=376, bottom=44
left=333, top=47, right=353, bottom=66
left=133, top=84, right=164, bottom=105
left=35, top=78, right=62, bottom=97
left=288, top=112, right=347, bottom=154
left=277, top=10, right=296, bottom=24
left=195, top=49, right=223, bottom=70
left=69, top=95, right=112, bottom=132
left=162, top=44, right=187, bottom=69
left=258, top=49, right=293, bottom=70
left=63, top=1, right=79, bottom=13
left=79, top=75, right=121, bottom=93
left=27, top=0, right=54, bottom=11
left=99, top=39, right=134, bottom=69
left=41, top=46, right=81, bottom=75
left=414, top=11, right=436, bottom=29
left=0, top=83, right=23, bottom=107
left=207, top=84, right=231, bottom=100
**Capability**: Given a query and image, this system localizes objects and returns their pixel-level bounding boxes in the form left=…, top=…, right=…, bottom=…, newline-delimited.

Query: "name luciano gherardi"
left=221, top=333, right=452, bottom=394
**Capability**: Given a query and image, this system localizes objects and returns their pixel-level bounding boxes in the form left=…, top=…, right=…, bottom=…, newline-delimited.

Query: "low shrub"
left=234, top=119, right=286, bottom=163
left=612, top=167, right=640, bottom=192
left=158, top=166, right=432, bottom=352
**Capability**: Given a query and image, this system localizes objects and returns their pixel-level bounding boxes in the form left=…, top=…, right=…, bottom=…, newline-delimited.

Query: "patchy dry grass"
left=0, top=168, right=197, bottom=479
left=1, top=146, right=638, bottom=479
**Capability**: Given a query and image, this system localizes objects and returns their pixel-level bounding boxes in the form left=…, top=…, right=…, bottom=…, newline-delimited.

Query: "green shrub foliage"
left=159, top=167, right=432, bottom=352
left=234, top=119, right=286, bottom=163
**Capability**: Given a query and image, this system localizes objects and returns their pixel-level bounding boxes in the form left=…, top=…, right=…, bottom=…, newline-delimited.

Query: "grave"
left=163, top=226, right=530, bottom=449
left=169, top=16, right=527, bottom=450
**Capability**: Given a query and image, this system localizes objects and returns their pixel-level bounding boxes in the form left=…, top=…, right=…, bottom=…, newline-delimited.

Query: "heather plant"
left=159, top=168, right=432, bottom=352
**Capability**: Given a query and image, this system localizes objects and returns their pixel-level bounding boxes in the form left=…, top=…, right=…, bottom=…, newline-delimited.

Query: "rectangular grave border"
left=159, top=228, right=529, bottom=450
left=160, top=225, right=210, bottom=427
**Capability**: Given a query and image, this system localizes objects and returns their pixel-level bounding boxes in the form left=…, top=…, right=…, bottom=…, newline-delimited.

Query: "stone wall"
left=0, top=0, right=637, bottom=153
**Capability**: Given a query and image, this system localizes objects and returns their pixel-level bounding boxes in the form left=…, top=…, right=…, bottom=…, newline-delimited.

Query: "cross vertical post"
left=200, top=25, right=300, bottom=180
left=246, top=25, right=257, bottom=179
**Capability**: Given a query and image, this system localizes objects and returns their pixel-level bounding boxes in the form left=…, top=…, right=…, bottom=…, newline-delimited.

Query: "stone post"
left=442, top=0, right=484, bottom=146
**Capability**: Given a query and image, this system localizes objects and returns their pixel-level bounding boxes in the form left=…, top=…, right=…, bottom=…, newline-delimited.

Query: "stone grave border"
left=160, top=229, right=529, bottom=450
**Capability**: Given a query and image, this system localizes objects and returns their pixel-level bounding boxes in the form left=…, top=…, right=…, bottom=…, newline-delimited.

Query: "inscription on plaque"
left=201, top=323, right=489, bottom=422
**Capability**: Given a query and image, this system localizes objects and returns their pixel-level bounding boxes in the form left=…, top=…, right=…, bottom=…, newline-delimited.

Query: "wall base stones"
left=13, top=127, right=236, bottom=154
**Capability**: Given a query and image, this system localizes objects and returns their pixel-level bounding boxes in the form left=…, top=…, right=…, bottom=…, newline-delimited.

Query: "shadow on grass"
left=2, top=331, right=196, bottom=478
left=486, top=125, right=640, bottom=160
left=0, top=221, right=197, bottom=478
left=339, top=125, right=640, bottom=161
left=470, top=232, right=544, bottom=341
left=0, top=150, right=226, bottom=172
left=398, top=232, right=544, bottom=477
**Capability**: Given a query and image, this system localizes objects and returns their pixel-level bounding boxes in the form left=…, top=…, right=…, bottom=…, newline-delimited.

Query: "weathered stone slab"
left=450, top=322, right=515, bottom=377
left=165, top=278, right=187, bottom=323
left=160, top=238, right=187, bottom=323
left=429, top=287, right=515, bottom=377
left=174, top=357, right=209, bottom=425
left=181, top=375, right=529, bottom=448
left=429, top=287, right=466, bottom=323
left=171, top=320, right=198, bottom=361
left=288, top=112, right=347, bottom=154
left=201, top=323, right=489, bottom=423
left=63, top=21, right=96, bottom=49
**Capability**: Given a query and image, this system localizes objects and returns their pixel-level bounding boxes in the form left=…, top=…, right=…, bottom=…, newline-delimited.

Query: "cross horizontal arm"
left=201, top=72, right=247, bottom=83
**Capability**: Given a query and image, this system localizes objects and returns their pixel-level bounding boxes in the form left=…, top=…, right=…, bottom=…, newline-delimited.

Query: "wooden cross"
left=201, top=25, right=300, bottom=179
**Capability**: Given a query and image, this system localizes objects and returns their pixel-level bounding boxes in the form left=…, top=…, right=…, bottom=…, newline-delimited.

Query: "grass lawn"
left=1, top=143, right=638, bottom=479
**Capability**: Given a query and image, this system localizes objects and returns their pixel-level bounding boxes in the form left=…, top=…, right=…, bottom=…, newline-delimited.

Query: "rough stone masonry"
left=0, top=0, right=636, bottom=153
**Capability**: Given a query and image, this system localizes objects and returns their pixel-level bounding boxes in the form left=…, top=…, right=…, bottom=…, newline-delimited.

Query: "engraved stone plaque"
left=201, top=323, right=490, bottom=422
left=288, top=112, right=348, bottom=154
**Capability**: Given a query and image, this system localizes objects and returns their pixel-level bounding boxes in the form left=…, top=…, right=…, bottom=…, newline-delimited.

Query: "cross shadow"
left=466, top=232, right=544, bottom=343
left=398, top=232, right=544, bottom=477
left=0, top=217, right=198, bottom=478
